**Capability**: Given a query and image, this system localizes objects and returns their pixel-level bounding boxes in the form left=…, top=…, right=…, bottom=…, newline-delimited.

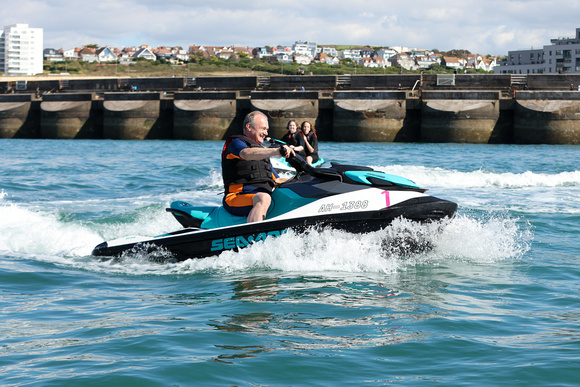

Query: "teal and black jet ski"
left=92, top=155, right=457, bottom=261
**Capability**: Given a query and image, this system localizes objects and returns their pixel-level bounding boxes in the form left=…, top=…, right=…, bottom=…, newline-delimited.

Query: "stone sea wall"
left=1, top=74, right=580, bottom=144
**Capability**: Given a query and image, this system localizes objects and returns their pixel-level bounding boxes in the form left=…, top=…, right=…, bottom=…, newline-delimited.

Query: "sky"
left=2, top=0, right=580, bottom=56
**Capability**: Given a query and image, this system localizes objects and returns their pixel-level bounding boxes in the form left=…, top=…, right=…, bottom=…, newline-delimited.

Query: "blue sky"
left=3, top=0, right=579, bottom=55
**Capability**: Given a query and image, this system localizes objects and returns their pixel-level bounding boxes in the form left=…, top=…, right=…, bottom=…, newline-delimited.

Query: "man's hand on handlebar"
left=279, top=145, right=295, bottom=158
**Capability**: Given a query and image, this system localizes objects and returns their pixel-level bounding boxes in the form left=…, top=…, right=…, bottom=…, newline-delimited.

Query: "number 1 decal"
left=381, top=191, right=390, bottom=207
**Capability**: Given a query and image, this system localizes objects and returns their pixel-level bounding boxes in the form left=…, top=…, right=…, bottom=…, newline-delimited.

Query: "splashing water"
left=79, top=214, right=532, bottom=276
left=1, top=188, right=532, bottom=276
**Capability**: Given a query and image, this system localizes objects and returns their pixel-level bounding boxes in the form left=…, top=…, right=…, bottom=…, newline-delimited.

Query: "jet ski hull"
left=91, top=195, right=457, bottom=261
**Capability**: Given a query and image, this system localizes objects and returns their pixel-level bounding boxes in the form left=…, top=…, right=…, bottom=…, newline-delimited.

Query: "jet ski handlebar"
left=266, top=138, right=334, bottom=179
left=265, top=138, right=313, bottom=174
left=285, top=154, right=313, bottom=174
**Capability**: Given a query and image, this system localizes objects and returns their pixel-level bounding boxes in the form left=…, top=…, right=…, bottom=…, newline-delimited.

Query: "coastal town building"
left=359, top=47, right=376, bottom=59
left=317, top=45, right=338, bottom=57
left=337, top=48, right=362, bottom=61
left=96, top=46, right=116, bottom=62
left=494, top=48, right=545, bottom=74
left=314, top=52, right=341, bottom=65
left=0, top=23, right=43, bottom=76
left=61, top=48, right=78, bottom=61
left=494, top=27, right=580, bottom=74
left=441, top=56, right=462, bottom=71
left=252, top=47, right=271, bottom=59
left=293, top=53, right=312, bottom=65
left=37, top=35, right=501, bottom=74
left=376, top=48, right=397, bottom=62
left=43, top=48, right=63, bottom=62
left=132, top=46, right=156, bottom=60
left=232, top=46, right=253, bottom=57
left=293, top=41, right=317, bottom=58
left=153, top=47, right=173, bottom=61
left=172, top=48, right=189, bottom=62
left=268, top=53, right=292, bottom=64
left=360, top=57, right=385, bottom=68
left=117, top=47, right=137, bottom=63
left=476, top=57, right=497, bottom=72
left=390, top=53, right=418, bottom=71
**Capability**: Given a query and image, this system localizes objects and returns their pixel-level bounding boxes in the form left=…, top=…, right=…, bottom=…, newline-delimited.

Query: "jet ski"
left=92, top=155, right=457, bottom=261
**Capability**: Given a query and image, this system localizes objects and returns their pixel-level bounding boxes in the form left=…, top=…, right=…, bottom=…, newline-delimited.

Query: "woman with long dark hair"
left=300, top=121, right=319, bottom=165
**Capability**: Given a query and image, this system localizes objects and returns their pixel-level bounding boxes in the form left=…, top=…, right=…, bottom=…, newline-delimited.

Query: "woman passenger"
left=280, top=120, right=306, bottom=157
left=300, top=121, right=319, bottom=165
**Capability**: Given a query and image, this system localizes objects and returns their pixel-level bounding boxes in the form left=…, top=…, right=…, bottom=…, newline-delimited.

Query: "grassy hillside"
left=40, top=56, right=491, bottom=78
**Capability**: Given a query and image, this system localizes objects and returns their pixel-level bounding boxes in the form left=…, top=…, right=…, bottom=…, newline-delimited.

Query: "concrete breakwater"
left=1, top=74, right=580, bottom=144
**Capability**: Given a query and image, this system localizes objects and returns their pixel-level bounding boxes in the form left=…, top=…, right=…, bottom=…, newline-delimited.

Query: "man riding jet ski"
left=92, top=154, right=458, bottom=261
left=93, top=111, right=456, bottom=261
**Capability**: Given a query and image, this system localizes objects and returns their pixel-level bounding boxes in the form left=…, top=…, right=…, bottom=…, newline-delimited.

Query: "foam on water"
left=0, top=161, right=538, bottom=277
left=433, top=213, right=532, bottom=262
left=0, top=196, right=532, bottom=277
left=0, top=198, right=102, bottom=257
left=373, top=165, right=580, bottom=189
left=0, top=191, right=177, bottom=257
left=80, top=212, right=530, bottom=276
left=195, top=168, right=224, bottom=190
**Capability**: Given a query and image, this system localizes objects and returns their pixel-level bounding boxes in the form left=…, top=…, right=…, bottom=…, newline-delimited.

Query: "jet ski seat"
left=167, top=202, right=247, bottom=229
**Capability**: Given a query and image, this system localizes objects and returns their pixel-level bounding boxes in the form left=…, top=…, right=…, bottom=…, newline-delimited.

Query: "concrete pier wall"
left=0, top=94, right=38, bottom=138
left=250, top=91, right=319, bottom=139
left=103, top=92, right=167, bottom=140
left=333, top=91, right=412, bottom=142
left=513, top=91, right=580, bottom=144
left=2, top=74, right=580, bottom=144
left=40, top=93, right=98, bottom=139
left=174, top=91, right=238, bottom=140
left=420, top=91, right=509, bottom=143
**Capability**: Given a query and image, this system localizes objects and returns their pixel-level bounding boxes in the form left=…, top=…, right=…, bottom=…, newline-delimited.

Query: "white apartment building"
left=317, top=45, right=338, bottom=57
left=0, top=23, right=43, bottom=76
left=377, top=48, right=397, bottom=61
left=337, top=48, right=362, bottom=61
left=495, top=27, right=580, bottom=74
left=293, top=40, right=317, bottom=58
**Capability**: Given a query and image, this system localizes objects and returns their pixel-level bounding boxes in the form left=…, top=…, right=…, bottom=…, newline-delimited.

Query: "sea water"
left=0, top=139, right=578, bottom=386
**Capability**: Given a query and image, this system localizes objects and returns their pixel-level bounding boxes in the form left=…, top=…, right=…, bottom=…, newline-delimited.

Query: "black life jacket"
left=304, top=131, right=318, bottom=155
left=221, top=135, right=275, bottom=192
left=280, top=131, right=302, bottom=147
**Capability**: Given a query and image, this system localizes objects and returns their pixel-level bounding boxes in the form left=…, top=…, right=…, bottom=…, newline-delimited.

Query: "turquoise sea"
left=0, top=139, right=578, bottom=386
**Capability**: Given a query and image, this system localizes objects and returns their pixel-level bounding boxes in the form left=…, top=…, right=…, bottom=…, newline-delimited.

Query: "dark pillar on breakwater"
left=333, top=91, right=414, bottom=142
left=40, top=93, right=100, bottom=139
left=174, top=91, right=238, bottom=140
left=0, top=94, right=39, bottom=138
left=514, top=91, right=580, bottom=144
left=250, top=91, right=319, bottom=139
left=421, top=91, right=509, bottom=143
left=103, top=92, right=170, bottom=140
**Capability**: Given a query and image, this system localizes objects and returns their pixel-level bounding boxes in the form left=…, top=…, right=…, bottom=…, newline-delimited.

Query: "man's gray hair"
left=243, top=111, right=267, bottom=133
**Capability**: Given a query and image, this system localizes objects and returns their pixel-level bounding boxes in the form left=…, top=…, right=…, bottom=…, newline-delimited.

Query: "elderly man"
left=221, top=111, right=295, bottom=223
